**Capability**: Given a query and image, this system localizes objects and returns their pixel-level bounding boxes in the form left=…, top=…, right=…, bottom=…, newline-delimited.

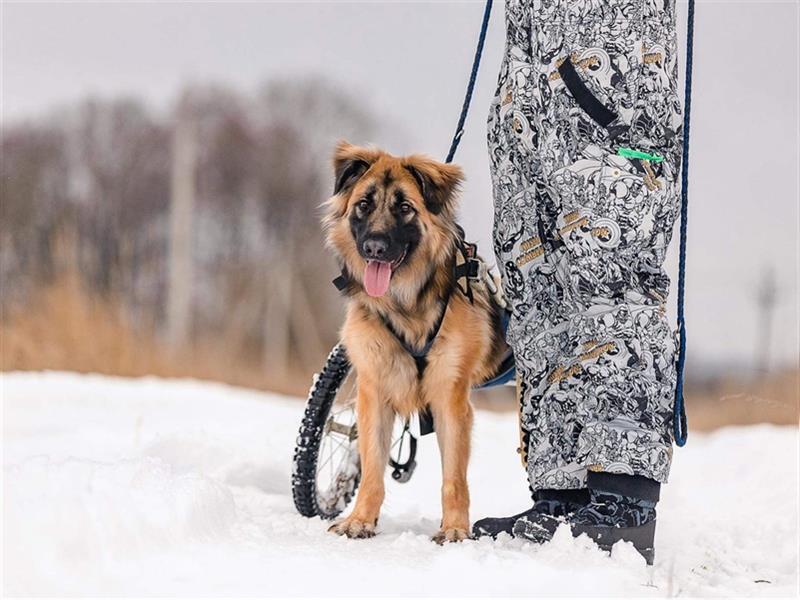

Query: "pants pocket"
left=550, top=144, right=677, bottom=303
left=539, top=21, right=643, bottom=156
left=538, top=19, right=682, bottom=178
left=630, top=28, right=684, bottom=175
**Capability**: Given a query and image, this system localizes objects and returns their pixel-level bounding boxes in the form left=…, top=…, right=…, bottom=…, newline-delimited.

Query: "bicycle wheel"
left=292, top=344, right=361, bottom=519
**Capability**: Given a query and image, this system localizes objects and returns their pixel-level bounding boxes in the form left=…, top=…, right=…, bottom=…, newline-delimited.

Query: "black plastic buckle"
left=465, top=258, right=482, bottom=280
left=332, top=274, right=348, bottom=291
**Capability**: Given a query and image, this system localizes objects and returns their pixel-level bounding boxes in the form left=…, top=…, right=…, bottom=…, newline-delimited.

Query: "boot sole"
left=512, top=517, right=656, bottom=565
left=571, top=519, right=656, bottom=565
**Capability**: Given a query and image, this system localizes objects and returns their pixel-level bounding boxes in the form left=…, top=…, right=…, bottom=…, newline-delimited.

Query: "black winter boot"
left=512, top=473, right=660, bottom=565
left=472, top=488, right=589, bottom=539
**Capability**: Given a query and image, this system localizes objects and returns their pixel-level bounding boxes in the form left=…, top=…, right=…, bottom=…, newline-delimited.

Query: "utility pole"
left=167, top=97, right=196, bottom=351
left=755, top=267, right=777, bottom=376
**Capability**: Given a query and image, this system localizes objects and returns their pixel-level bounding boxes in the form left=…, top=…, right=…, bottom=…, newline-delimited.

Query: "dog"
left=323, top=141, right=508, bottom=543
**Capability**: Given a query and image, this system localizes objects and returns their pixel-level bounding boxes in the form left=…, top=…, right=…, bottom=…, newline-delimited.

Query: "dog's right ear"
left=332, top=141, right=379, bottom=196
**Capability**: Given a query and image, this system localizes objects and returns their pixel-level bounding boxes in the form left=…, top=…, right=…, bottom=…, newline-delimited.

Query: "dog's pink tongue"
left=364, top=261, right=392, bottom=297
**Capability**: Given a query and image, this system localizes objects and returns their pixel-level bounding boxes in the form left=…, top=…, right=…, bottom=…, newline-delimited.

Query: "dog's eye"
left=356, top=200, right=370, bottom=212
left=398, top=202, right=414, bottom=215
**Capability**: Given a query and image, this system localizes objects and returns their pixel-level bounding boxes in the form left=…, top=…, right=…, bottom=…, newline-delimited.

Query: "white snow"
left=3, top=372, right=798, bottom=597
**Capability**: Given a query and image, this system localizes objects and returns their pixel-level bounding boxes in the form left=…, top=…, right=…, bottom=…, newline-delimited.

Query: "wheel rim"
left=315, top=370, right=360, bottom=516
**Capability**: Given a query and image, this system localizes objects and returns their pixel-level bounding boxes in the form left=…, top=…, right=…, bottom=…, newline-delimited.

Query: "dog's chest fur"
left=342, top=292, right=498, bottom=417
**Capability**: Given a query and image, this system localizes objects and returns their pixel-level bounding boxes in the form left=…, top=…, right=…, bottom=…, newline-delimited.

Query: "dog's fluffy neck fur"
left=352, top=235, right=457, bottom=349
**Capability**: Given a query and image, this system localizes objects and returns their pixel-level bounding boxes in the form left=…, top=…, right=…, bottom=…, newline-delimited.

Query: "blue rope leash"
left=445, top=0, right=494, bottom=164
left=674, top=0, right=696, bottom=447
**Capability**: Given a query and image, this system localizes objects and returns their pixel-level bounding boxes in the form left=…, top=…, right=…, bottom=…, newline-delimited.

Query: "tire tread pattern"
left=291, top=344, right=359, bottom=519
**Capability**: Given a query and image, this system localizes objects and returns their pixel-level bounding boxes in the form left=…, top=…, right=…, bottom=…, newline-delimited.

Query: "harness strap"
left=453, top=229, right=482, bottom=304
left=378, top=286, right=452, bottom=377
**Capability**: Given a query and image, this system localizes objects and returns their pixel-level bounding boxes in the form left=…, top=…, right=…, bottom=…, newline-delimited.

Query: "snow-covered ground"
left=2, top=372, right=798, bottom=597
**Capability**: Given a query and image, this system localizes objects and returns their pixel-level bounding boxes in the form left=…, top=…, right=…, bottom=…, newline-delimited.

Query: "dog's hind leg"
left=429, top=381, right=473, bottom=544
left=328, top=376, right=394, bottom=539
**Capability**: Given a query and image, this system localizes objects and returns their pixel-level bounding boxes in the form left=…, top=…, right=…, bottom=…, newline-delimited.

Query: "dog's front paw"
left=432, top=527, right=471, bottom=545
left=328, top=517, right=376, bottom=539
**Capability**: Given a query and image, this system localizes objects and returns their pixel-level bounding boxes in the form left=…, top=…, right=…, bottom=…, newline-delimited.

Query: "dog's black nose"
left=363, top=238, right=389, bottom=259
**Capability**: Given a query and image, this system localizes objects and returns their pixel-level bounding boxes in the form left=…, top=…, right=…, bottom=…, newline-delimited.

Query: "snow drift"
left=3, top=372, right=798, bottom=596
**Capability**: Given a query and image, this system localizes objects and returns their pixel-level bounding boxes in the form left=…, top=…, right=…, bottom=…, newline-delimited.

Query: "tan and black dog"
left=323, top=141, right=508, bottom=543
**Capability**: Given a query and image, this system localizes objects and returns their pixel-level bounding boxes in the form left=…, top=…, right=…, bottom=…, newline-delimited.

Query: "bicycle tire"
left=291, top=344, right=360, bottom=519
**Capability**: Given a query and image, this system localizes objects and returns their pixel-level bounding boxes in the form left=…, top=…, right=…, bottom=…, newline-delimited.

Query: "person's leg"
left=481, top=0, right=684, bottom=561
left=478, top=0, right=590, bottom=539
left=523, top=0, right=683, bottom=489
left=529, top=0, right=683, bottom=478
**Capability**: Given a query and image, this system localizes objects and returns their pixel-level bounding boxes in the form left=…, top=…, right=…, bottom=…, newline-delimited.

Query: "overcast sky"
left=3, top=1, right=798, bottom=372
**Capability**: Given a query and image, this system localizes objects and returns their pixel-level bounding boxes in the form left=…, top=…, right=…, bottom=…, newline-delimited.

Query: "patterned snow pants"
left=488, top=0, right=683, bottom=491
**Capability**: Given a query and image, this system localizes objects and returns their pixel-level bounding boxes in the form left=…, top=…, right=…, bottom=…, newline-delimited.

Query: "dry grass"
left=686, top=370, right=798, bottom=431
left=0, top=274, right=306, bottom=396
left=2, top=275, right=798, bottom=430
left=2, top=275, right=166, bottom=376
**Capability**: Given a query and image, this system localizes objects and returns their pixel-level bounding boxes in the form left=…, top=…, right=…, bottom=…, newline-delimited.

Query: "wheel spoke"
left=312, top=370, right=361, bottom=513
left=316, top=443, right=338, bottom=474
left=316, top=427, right=352, bottom=475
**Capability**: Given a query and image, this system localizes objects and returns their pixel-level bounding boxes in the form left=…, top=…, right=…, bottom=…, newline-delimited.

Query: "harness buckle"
left=466, top=257, right=484, bottom=281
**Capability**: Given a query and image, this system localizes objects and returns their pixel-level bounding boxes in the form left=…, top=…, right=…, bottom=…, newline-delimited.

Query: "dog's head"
left=324, top=141, right=464, bottom=300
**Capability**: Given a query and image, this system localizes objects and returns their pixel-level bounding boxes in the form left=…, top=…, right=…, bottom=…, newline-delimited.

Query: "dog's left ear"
left=402, top=156, right=464, bottom=216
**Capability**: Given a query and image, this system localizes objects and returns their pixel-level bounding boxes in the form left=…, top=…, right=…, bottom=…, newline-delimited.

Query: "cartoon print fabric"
left=487, top=0, right=683, bottom=490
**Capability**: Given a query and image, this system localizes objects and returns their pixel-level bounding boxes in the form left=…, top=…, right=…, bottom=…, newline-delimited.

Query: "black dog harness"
left=332, top=229, right=485, bottom=378
left=332, top=229, right=508, bottom=437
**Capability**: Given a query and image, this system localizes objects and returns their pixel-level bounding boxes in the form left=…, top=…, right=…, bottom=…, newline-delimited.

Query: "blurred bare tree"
left=1, top=78, right=377, bottom=392
left=2, top=122, right=71, bottom=301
